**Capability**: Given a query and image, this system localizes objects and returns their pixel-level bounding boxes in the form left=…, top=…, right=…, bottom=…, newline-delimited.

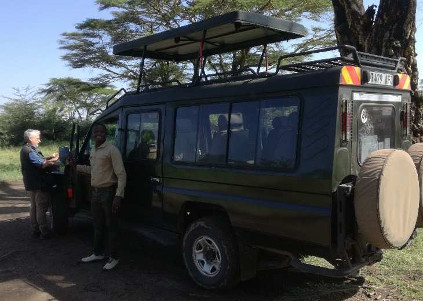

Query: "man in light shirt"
left=77, top=123, right=126, bottom=271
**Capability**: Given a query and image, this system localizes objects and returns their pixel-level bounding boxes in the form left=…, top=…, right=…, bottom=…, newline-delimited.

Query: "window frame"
left=124, top=109, right=162, bottom=163
left=172, top=104, right=200, bottom=163
left=171, top=95, right=302, bottom=172
left=356, top=103, right=396, bottom=166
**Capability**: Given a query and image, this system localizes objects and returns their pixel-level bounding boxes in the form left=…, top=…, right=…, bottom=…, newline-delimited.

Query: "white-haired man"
left=20, top=129, right=59, bottom=239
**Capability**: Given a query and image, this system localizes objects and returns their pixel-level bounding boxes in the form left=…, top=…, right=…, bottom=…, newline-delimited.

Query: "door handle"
left=150, top=177, right=160, bottom=185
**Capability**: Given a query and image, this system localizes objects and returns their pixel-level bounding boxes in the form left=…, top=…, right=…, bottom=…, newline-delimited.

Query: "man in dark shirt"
left=20, top=129, right=59, bottom=239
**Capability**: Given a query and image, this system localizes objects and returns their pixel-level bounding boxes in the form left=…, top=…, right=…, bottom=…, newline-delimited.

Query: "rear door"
left=121, top=105, right=165, bottom=227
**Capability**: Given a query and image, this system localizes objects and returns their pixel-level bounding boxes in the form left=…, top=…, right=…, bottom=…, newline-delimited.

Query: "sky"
left=0, top=1, right=422, bottom=105
left=0, top=1, right=110, bottom=104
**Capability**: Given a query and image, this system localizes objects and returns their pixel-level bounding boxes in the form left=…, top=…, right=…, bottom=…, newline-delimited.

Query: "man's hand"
left=112, top=196, right=122, bottom=214
left=45, top=153, right=59, bottom=164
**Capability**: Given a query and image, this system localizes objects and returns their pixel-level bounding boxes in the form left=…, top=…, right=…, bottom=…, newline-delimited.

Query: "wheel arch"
left=177, top=201, right=232, bottom=233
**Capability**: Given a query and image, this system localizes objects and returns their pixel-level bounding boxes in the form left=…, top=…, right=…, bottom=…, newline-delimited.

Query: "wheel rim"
left=192, top=235, right=222, bottom=277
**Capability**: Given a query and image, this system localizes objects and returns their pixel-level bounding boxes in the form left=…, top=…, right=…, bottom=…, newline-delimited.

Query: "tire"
left=407, top=143, right=423, bottom=227
left=354, top=149, right=419, bottom=249
left=50, top=187, right=69, bottom=235
left=182, top=217, right=240, bottom=289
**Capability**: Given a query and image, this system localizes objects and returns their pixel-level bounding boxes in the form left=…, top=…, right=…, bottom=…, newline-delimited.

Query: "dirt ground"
left=0, top=181, right=404, bottom=301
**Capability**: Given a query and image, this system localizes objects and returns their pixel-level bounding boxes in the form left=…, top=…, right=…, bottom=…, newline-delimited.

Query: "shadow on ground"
left=0, top=181, right=26, bottom=199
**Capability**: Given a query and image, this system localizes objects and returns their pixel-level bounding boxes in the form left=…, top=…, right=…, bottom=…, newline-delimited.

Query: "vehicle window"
left=358, top=105, right=395, bottom=163
left=228, top=101, right=259, bottom=166
left=197, top=103, right=230, bottom=164
left=172, top=97, right=300, bottom=170
left=258, top=97, right=300, bottom=169
left=92, top=117, right=120, bottom=147
left=174, top=106, right=199, bottom=162
left=126, top=112, right=159, bottom=161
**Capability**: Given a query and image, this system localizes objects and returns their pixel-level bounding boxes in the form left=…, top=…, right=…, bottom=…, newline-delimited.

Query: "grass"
left=297, top=233, right=423, bottom=300
left=363, top=231, right=423, bottom=299
left=0, top=142, right=65, bottom=182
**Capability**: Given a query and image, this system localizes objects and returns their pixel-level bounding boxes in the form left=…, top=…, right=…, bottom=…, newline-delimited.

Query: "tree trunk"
left=332, top=0, right=422, bottom=140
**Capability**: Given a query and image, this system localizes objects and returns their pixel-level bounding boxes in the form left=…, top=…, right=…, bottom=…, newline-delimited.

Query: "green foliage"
left=0, top=79, right=112, bottom=147
left=40, top=77, right=117, bottom=120
left=59, top=0, right=335, bottom=86
left=0, top=88, right=40, bottom=146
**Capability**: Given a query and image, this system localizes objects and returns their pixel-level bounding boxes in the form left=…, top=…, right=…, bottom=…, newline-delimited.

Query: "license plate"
left=368, top=71, right=393, bottom=86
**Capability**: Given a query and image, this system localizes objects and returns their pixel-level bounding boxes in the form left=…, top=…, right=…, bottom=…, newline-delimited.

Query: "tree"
left=331, top=0, right=422, bottom=139
left=0, top=88, right=40, bottom=146
left=39, top=77, right=117, bottom=120
left=59, top=0, right=335, bottom=87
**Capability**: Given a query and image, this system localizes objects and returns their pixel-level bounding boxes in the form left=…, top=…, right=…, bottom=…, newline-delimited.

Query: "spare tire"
left=354, top=149, right=419, bottom=249
left=407, top=143, right=423, bottom=227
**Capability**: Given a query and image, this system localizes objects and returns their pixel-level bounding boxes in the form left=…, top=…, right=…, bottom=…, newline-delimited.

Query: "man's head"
left=24, top=129, right=41, bottom=147
left=92, top=123, right=108, bottom=146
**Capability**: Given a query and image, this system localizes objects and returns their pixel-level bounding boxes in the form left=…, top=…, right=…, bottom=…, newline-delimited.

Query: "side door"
left=121, top=106, right=165, bottom=226
left=74, top=112, right=124, bottom=210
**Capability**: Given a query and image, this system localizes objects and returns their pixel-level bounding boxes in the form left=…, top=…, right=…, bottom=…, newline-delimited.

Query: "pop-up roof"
left=113, top=11, right=307, bottom=61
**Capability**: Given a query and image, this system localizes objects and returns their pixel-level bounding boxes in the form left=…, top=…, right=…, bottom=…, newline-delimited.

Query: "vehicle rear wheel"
left=407, top=143, right=423, bottom=227
left=354, top=149, right=419, bottom=248
left=182, top=217, right=239, bottom=289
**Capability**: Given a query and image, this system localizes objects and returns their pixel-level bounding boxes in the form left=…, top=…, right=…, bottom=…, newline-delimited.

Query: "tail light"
left=341, top=99, right=353, bottom=145
left=67, top=187, right=73, bottom=199
left=401, top=102, right=411, bottom=137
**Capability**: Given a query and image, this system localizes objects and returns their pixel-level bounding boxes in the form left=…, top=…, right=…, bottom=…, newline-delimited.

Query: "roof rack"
left=106, top=88, right=126, bottom=109
left=116, top=44, right=407, bottom=94
left=276, top=45, right=406, bottom=73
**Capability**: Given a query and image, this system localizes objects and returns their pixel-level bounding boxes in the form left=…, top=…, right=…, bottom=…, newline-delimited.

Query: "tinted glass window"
left=197, top=103, right=230, bottom=164
left=358, top=105, right=395, bottom=163
left=172, top=97, right=300, bottom=170
left=174, top=106, right=199, bottom=162
left=126, top=112, right=159, bottom=161
left=228, top=101, right=259, bottom=166
left=258, top=98, right=299, bottom=169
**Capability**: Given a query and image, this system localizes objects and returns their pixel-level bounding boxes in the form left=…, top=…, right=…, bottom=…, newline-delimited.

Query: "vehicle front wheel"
left=182, top=217, right=239, bottom=289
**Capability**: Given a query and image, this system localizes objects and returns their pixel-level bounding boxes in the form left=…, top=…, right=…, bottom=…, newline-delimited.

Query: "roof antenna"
left=136, top=45, right=147, bottom=93
left=257, top=44, right=268, bottom=73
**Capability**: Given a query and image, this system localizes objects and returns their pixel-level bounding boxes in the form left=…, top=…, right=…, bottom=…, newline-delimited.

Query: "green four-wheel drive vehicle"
left=50, top=11, right=423, bottom=289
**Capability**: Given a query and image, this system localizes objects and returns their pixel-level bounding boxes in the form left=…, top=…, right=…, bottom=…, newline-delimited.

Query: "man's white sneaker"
left=103, top=257, right=119, bottom=270
left=81, top=254, right=105, bottom=263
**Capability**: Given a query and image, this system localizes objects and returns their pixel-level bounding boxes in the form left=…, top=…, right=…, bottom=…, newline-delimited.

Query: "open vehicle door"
left=66, top=123, right=81, bottom=212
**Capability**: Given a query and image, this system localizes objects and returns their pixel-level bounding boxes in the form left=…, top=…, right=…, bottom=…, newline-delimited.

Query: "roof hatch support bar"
left=192, top=29, right=207, bottom=85
left=136, top=45, right=147, bottom=93
left=257, top=44, right=268, bottom=73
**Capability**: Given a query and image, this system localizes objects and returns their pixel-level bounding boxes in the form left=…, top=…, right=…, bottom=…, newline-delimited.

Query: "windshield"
left=358, top=105, right=395, bottom=163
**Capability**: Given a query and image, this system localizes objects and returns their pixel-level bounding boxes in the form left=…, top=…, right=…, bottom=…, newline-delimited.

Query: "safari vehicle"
left=53, top=11, right=422, bottom=289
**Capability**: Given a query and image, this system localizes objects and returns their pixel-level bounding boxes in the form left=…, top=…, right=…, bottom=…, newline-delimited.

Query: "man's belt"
left=91, top=185, right=117, bottom=192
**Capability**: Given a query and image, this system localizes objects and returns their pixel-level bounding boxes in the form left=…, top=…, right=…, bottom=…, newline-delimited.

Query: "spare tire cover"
left=407, top=143, right=423, bottom=227
left=354, top=149, right=419, bottom=249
